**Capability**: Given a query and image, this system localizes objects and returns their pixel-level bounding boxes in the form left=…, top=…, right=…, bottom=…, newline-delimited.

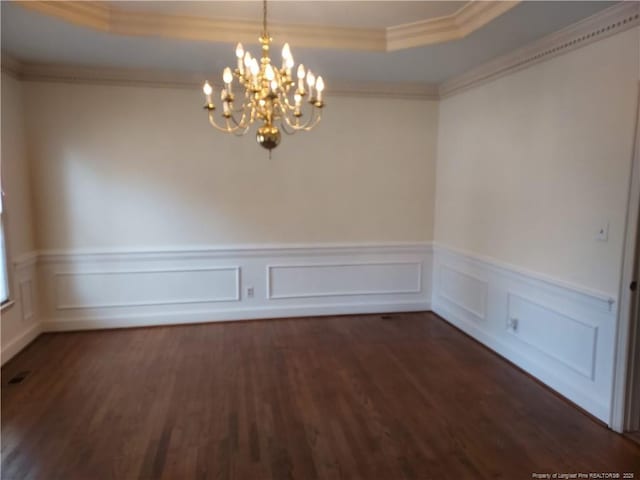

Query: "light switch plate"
left=595, top=221, right=609, bottom=241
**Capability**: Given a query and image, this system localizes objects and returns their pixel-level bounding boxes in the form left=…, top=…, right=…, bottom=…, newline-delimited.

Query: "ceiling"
left=1, top=1, right=618, bottom=85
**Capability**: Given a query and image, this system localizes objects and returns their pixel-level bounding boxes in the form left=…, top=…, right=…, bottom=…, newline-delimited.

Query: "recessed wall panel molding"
left=53, top=267, right=241, bottom=310
left=36, top=242, right=432, bottom=330
left=436, top=264, right=488, bottom=321
left=432, top=244, right=617, bottom=423
left=506, top=293, right=598, bottom=380
left=13, top=253, right=38, bottom=324
left=267, top=261, right=422, bottom=300
left=19, top=280, right=34, bottom=322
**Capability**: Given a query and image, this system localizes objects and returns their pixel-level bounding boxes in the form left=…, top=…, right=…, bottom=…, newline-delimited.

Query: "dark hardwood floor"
left=2, top=312, right=639, bottom=479
left=628, top=431, right=640, bottom=447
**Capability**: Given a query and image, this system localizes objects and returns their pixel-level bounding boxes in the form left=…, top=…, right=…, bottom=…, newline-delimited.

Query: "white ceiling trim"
left=439, top=1, right=640, bottom=98
left=2, top=2, right=636, bottom=102
left=0, top=56, right=440, bottom=100
left=14, top=0, right=519, bottom=52
left=387, top=1, right=518, bottom=50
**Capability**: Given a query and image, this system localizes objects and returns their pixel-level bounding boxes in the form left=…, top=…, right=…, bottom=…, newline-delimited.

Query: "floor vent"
left=380, top=315, right=394, bottom=320
left=7, top=371, right=30, bottom=385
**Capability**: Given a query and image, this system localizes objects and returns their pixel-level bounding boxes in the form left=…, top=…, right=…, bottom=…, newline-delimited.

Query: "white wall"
left=435, top=27, right=639, bottom=296
left=432, top=27, right=639, bottom=423
left=23, top=83, right=438, bottom=250
left=14, top=82, right=437, bottom=333
left=1, top=72, right=39, bottom=362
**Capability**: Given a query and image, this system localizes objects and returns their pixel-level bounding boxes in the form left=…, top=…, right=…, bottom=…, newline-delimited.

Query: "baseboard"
left=1, top=322, right=42, bottom=366
left=42, top=301, right=431, bottom=331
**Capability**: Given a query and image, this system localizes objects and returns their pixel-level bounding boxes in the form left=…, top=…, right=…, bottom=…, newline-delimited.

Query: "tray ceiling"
left=1, top=1, right=620, bottom=85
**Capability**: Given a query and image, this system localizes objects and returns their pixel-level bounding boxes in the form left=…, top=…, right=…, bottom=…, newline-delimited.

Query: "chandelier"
left=202, top=0, right=325, bottom=153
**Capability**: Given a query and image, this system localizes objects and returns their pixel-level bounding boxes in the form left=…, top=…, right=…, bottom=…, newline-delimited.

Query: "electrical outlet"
left=246, top=286, right=254, bottom=298
left=507, top=317, right=519, bottom=332
left=595, top=221, right=609, bottom=241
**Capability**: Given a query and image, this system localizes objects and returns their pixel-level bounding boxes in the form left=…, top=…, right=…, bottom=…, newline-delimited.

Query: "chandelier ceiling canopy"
left=202, top=0, right=325, bottom=153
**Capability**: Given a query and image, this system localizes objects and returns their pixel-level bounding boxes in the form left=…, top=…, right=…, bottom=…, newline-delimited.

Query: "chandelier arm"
left=296, top=106, right=322, bottom=131
left=230, top=102, right=246, bottom=115
left=279, top=119, right=297, bottom=135
left=281, top=104, right=322, bottom=132
left=281, top=95, right=296, bottom=112
left=233, top=124, right=251, bottom=136
left=225, top=117, right=248, bottom=134
left=281, top=111, right=303, bottom=131
left=207, top=112, right=235, bottom=133
left=208, top=111, right=251, bottom=134
left=300, top=112, right=322, bottom=131
left=227, top=109, right=252, bottom=135
left=229, top=108, right=250, bottom=129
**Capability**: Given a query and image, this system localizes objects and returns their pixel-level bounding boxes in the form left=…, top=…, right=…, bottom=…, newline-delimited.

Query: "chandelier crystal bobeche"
left=202, top=0, right=325, bottom=153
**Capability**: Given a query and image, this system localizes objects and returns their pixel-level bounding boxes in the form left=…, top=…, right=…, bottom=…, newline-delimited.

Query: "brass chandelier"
left=202, top=0, right=325, bottom=153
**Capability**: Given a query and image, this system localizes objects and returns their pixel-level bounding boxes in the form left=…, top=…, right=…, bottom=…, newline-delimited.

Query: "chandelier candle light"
left=202, top=0, right=325, bottom=154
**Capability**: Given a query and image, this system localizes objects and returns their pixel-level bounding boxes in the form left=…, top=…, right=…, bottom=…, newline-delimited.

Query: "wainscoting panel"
left=6, top=241, right=618, bottom=424
left=437, top=264, right=487, bottom=321
left=1, top=253, right=40, bottom=365
left=37, top=243, right=432, bottom=331
left=19, top=279, right=34, bottom=322
left=267, top=262, right=421, bottom=299
left=54, top=267, right=240, bottom=310
left=507, top=293, right=598, bottom=380
left=432, top=244, right=617, bottom=423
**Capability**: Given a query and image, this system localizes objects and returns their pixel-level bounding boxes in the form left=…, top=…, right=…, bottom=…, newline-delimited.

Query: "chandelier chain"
left=263, top=0, right=268, bottom=37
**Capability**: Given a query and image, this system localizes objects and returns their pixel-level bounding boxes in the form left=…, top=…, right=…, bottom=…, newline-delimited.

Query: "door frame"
left=610, top=81, right=640, bottom=432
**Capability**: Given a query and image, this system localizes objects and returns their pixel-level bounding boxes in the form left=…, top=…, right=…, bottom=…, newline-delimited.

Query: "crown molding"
left=2, top=2, right=637, bottom=102
left=0, top=56, right=439, bottom=100
left=387, top=1, right=518, bottom=51
left=5, top=60, right=206, bottom=90
left=329, top=82, right=439, bottom=101
left=14, top=1, right=518, bottom=52
left=439, top=1, right=640, bottom=98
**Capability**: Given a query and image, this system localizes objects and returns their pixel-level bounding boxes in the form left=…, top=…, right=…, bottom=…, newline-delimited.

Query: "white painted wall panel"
left=438, top=265, right=487, bottom=320
left=268, top=262, right=421, bottom=299
left=54, top=267, right=240, bottom=309
left=507, top=293, right=597, bottom=379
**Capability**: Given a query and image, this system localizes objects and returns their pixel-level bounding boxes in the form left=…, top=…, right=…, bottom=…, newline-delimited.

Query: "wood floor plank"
left=2, top=312, right=639, bottom=479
